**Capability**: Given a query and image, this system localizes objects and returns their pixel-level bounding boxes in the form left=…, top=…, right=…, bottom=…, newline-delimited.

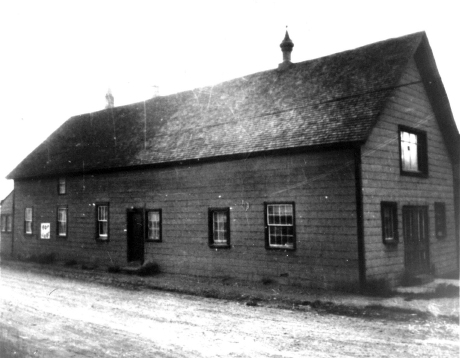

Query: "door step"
left=413, top=274, right=434, bottom=285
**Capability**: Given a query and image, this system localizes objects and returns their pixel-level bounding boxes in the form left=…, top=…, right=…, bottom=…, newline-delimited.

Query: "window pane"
left=25, top=208, right=32, bottom=221
left=401, top=131, right=419, bottom=171
left=1, top=216, right=5, bottom=232
left=212, top=210, right=228, bottom=244
left=26, top=221, right=32, bottom=234
left=148, top=211, right=160, bottom=240
left=58, top=208, right=67, bottom=236
left=59, top=178, right=66, bottom=194
left=267, top=204, right=294, bottom=248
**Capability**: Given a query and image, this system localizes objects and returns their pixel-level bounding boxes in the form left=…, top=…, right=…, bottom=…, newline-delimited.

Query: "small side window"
left=6, top=215, right=12, bottom=233
left=381, top=202, right=398, bottom=244
left=434, top=202, right=446, bottom=239
left=146, top=209, right=162, bottom=242
left=208, top=208, right=230, bottom=248
left=96, top=204, right=109, bottom=241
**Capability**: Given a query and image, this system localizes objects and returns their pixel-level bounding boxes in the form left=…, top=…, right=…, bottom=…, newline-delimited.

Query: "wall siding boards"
left=12, top=149, right=359, bottom=290
left=361, top=58, right=457, bottom=284
left=0, top=192, right=14, bottom=255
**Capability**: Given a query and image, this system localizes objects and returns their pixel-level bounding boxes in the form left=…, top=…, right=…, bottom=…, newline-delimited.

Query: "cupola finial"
left=279, top=28, right=294, bottom=70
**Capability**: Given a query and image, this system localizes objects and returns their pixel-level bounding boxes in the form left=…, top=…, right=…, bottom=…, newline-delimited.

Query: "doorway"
left=402, top=206, right=430, bottom=275
left=127, top=209, right=144, bottom=263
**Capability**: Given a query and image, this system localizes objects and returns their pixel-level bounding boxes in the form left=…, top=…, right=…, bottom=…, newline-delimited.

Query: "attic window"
left=58, top=178, right=66, bottom=195
left=399, top=126, right=428, bottom=177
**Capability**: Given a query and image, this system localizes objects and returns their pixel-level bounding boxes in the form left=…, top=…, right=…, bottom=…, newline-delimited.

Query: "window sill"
left=400, top=170, right=428, bottom=178
left=209, top=243, right=231, bottom=249
left=266, top=245, right=295, bottom=251
left=383, top=239, right=399, bottom=246
left=145, top=239, right=162, bottom=243
left=95, top=237, right=109, bottom=243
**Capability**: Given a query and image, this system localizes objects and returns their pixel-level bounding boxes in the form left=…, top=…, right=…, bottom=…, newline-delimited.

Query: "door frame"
left=402, top=205, right=430, bottom=275
left=126, top=208, right=145, bottom=263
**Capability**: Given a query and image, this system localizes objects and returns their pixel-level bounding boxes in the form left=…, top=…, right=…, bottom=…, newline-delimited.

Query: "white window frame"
left=96, top=204, right=109, bottom=240
left=265, top=203, right=295, bottom=250
left=146, top=209, right=162, bottom=242
left=57, top=206, right=68, bottom=237
left=25, top=207, right=33, bottom=235
left=208, top=208, right=230, bottom=248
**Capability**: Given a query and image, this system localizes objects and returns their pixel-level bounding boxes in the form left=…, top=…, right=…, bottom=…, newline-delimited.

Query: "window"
left=265, top=203, right=295, bottom=249
left=1, top=215, right=11, bottom=232
left=434, top=202, right=446, bottom=239
left=57, top=206, right=68, bottom=237
left=96, top=204, right=109, bottom=240
left=6, top=215, right=12, bottom=232
left=146, top=209, right=162, bottom=242
left=381, top=202, right=398, bottom=244
left=58, top=178, right=66, bottom=195
left=399, top=126, right=428, bottom=176
left=208, top=208, right=230, bottom=247
left=25, top=207, right=33, bottom=234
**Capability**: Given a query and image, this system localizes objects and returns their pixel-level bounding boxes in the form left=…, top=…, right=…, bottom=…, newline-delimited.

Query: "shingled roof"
left=7, top=32, right=456, bottom=180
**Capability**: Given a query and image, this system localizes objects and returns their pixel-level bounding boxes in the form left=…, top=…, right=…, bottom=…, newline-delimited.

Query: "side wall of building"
left=0, top=191, right=14, bottom=256
left=13, top=149, right=359, bottom=290
left=361, top=58, right=458, bottom=284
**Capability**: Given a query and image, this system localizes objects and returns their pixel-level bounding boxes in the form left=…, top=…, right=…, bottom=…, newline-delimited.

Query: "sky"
left=1, top=0, right=459, bottom=200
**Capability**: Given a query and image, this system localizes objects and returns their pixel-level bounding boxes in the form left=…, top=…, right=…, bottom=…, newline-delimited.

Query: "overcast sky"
left=1, top=0, right=459, bottom=200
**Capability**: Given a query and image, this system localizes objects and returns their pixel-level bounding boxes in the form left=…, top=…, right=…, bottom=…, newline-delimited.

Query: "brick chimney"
left=278, top=30, right=294, bottom=70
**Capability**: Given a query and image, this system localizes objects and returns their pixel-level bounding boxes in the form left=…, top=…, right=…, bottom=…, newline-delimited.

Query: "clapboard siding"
left=362, top=57, right=457, bottom=284
left=0, top=191, right=14, bottom=255
left=13, top=148, right=359, bottom=290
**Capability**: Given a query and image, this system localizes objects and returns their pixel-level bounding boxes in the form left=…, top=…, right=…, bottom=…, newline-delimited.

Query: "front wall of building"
left=13, top=149, right=359, bottom=290
left=362, top=58, right=458, bottom=284
left=1, top=192, right=14, bottom=256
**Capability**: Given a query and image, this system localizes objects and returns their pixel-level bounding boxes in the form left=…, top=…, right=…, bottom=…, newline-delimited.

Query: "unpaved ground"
left=0, top=264, right=459, bottom=357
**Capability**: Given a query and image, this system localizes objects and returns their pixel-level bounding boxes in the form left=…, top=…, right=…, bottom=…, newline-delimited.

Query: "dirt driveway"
left=0, top=264, right=458, bottom=358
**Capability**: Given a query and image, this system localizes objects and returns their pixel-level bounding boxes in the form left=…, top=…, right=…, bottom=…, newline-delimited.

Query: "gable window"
left=58, top=178, right=66, bottom=195
left=265, top=203, right=295, bottom=250
left=146, top=209, right=162, bottom=242
left=399, top=126, right=428, bottom=176
left=381, top=202, right=398, bottom=244
left=1, top=215, right=11, bottom=232
left=208, top=208, right=230, bottom=248
left=25, top=207, right=33, bottom=234
left=434, top=202, right=446, bottom=239
left=57, top=206, right=68, bottom=237
left=96, top=204, right=109, bottom=240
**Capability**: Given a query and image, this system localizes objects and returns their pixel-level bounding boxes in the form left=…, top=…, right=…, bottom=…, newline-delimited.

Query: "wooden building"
left=1, top=190, right=14, bottom=256
left=6, top=32, right=459, bottom=290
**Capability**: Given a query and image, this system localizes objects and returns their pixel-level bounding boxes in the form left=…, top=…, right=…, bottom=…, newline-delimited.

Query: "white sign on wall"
left=41, top=223, right=50, bottom=239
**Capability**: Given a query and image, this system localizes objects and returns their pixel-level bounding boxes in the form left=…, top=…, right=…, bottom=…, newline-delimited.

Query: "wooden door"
left=403, top=206, right=430, bottom=275
left=127, top=209, right=144, bottom=263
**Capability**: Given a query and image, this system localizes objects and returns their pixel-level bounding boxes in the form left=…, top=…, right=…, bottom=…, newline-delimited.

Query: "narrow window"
left=57, top=206, right=68, bottom=237
left=58, top=178, right=66, bottom=195
left=6, top=215, right=12, bottom=232
left=1, top=215, right=5, bottom=232
left=208, top=208, right=230, bottom=247
left=399, top=126, right=428, bottom=176
left=96, top=204, right=109, bottom=240
left=381, top=202, right=398, bottom=244
left=25, top=207, right=33, bottom=234
left=146, top=209, right=162, bottom=242
left=265, top=203, right=295, bottom=250
left=434, top=202, right=446, bottom=239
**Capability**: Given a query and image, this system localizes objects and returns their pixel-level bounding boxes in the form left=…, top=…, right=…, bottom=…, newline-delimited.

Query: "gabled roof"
left=7, top=32, right=458, bottom=180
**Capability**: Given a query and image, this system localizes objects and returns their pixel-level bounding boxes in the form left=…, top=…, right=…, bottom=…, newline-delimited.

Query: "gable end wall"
left=361, top=57, right=457, bottom=284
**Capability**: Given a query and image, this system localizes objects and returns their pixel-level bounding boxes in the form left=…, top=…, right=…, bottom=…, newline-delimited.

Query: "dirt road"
left=0, top=265, right=458, bottom=358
